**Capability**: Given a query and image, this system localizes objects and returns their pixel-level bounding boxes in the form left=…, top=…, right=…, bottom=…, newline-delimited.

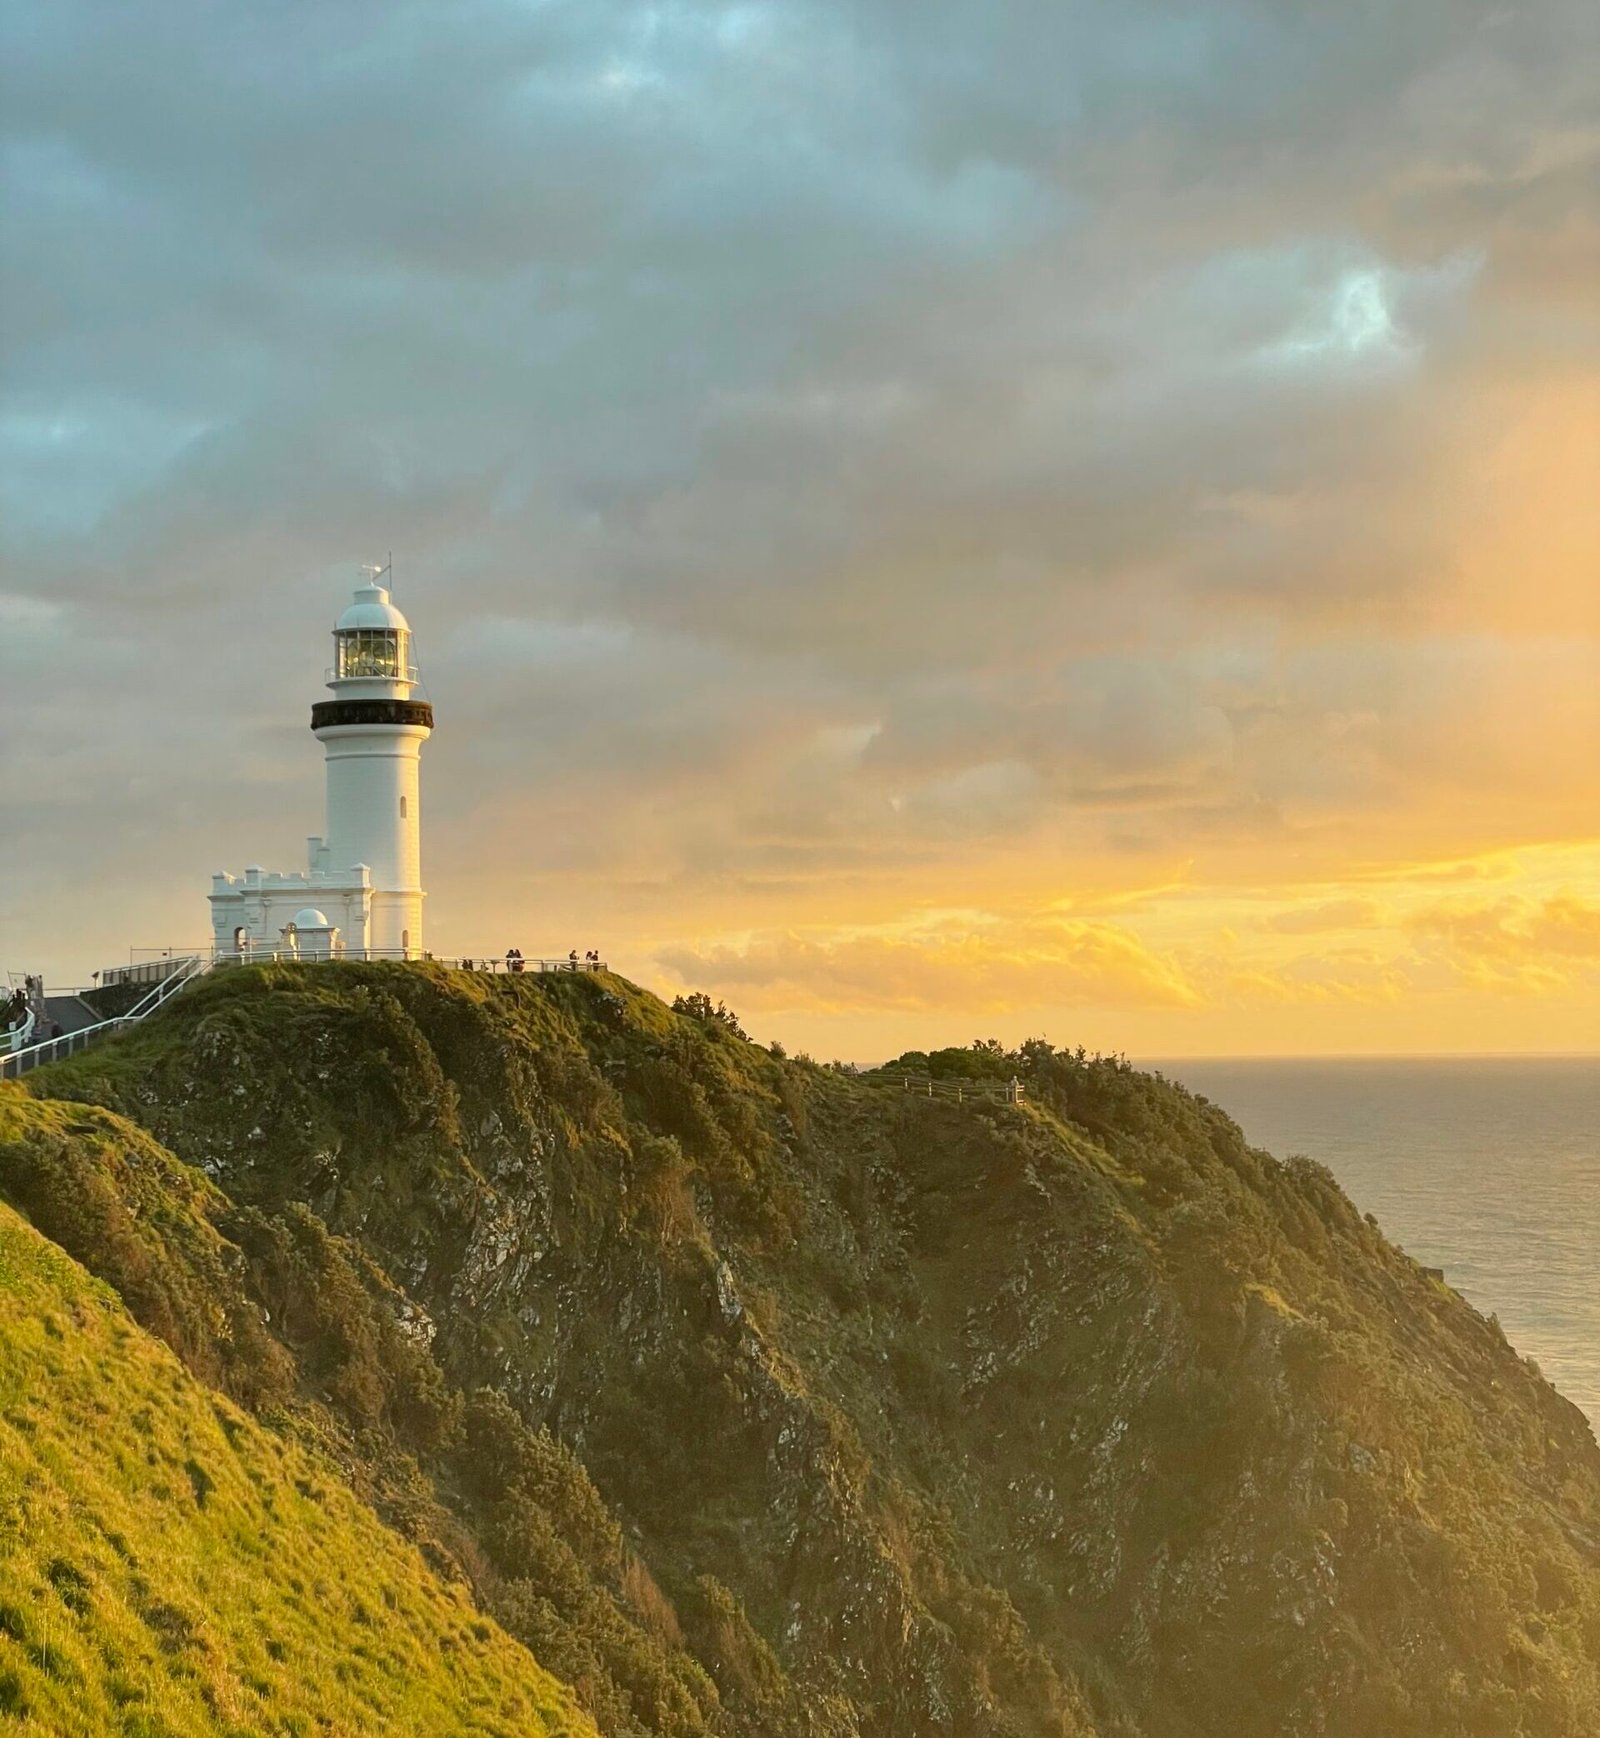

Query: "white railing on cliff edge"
left=0, top=954, right=212, bottom=1081
left=114, top=947, right=610, bottom=975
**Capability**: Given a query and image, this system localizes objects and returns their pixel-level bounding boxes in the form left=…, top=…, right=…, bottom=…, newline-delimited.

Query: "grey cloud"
left=2, top=0, right=1595, bottom=977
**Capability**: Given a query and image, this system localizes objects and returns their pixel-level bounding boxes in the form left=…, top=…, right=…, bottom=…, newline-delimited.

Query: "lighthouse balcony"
left=310, top=697, right=433, bottom=732
left=325, top=661, right=419, bottom=686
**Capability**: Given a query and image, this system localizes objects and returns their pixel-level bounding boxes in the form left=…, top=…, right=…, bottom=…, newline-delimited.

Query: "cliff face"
left=6, top=962, right=1598, bottom=1737
left=0, top=1188, right=593, bottom=1737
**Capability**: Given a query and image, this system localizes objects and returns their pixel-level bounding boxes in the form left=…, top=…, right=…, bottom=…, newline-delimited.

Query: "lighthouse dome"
left=336, top=580, right=410, bottom=632
left=292, top=907, right=332, bottom=929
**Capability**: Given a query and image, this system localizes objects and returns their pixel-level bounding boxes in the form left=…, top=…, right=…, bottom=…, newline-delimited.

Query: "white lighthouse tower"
left=311, top=571, right=432, bottom=956
left=209, top=569, right=434, bottom=959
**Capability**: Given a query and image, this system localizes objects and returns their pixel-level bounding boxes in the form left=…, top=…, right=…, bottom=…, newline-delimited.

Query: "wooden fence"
left=867, top=1073, right=1027, bottom=1105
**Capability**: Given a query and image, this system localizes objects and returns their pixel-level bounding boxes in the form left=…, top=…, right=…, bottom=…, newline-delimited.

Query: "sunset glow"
left=2, top=2, right=1596, bottom=1060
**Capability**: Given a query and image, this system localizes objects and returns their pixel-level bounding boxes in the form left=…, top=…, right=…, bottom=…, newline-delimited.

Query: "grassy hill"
left=3, top=960, right=1598, bottom=1735
left=0, top=1193, right=593, bottom=1737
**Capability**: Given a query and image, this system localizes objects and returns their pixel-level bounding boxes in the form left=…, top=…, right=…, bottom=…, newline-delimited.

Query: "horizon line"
left=1141, top=1049, right=1600, bottom=1063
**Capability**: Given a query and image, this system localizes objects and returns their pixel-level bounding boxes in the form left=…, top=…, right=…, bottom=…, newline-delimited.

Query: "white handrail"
left=0, top=955, right=214, bottom=1081
left=0, top=950, right=611, bottom=1081
left=117, top=947, right=611, bottom=974
left=124, top=954, right=207, bottom=1020
left=1, top=1015, right=131, bottom=1079
left=207, top=948, right=609, bottom=973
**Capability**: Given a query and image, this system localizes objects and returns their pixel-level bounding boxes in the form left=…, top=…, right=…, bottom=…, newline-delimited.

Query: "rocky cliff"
left=4, top=962, right=1597, bottom=1736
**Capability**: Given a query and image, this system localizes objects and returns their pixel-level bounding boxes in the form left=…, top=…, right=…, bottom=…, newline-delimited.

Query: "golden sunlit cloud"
left=1408, top=891, right=1600, bottom=992
left=644, top=842, right=1600, bottom=1055
left=658, top=917, right=1204, bottom=1016
left=1259, top=898, right=1388, bottom=935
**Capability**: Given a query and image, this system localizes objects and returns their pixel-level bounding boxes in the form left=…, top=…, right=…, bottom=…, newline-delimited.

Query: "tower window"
left=334, top=627, right=410, bottom=679
left=399, top=796, right=407, bottom=818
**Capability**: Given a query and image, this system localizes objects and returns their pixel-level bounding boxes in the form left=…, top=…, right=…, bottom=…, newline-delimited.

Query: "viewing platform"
left=102, top=948, right=610, bottom=985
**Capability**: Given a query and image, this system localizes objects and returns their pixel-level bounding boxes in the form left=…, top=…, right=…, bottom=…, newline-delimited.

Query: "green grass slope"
left=11, top=961, right=1600, bottom=1736
left=0, top=1196, right=594, bottom=1738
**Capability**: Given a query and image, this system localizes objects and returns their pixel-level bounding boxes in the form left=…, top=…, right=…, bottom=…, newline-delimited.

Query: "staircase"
left=0, top=955, right=212, bottom=1081
left=41, top=995, right=102, bottom=1037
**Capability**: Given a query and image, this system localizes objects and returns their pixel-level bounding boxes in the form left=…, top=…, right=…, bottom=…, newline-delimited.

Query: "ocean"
left=1153, top=1056, right=1600, bottom=1432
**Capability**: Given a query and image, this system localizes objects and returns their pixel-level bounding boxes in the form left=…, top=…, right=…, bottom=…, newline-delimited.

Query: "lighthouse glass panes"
left=335, top=627, right=411, bottom=680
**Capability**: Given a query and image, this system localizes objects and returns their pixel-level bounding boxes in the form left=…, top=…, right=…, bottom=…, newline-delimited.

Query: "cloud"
left=1407, top=892, right=1600, bottom=991
left=657, top=915, right=1203, bottom=1014
left=1214, top=955, right=1415, bottom=1008
left=1260, top=898, right=1387, bottom=935
left=2, top=0, right=1596, bottom=1057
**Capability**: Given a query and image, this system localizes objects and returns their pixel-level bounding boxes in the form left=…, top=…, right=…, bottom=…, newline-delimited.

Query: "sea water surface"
left=1152, top=1056, right=1600, bottom=1431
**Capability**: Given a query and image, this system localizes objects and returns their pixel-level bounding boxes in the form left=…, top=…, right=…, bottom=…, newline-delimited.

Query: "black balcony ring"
left=311, top=699, right=434, bottom=731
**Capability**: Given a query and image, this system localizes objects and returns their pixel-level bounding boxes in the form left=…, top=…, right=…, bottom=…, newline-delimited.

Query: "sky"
left=2, top=0, right=1597, bottom=1061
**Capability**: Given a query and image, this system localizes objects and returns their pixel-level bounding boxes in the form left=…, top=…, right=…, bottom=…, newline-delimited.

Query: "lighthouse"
left=311, top=573, right=433, bottom=955
left=209, top=570, right=434, bottom=959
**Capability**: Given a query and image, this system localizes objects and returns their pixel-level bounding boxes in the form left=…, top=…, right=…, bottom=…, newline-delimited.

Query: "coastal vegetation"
left=0, top=1192, right=591, bottom=1736
left=1, top=961, right=1596, bottom=1734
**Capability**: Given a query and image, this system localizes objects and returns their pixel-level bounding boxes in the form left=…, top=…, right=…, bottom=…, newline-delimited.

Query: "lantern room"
left=331, top=576, right=417, bottom=689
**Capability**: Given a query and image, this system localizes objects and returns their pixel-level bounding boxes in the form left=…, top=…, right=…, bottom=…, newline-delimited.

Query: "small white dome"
left=292, top=907, right=333, bottom=930
left=336, top=580, right=410, bottom=633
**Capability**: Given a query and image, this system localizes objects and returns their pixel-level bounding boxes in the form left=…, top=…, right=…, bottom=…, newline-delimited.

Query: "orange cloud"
left=1407, top=891, right=1600, bottom=992
left=656, top=917, right=1203, bottom=1015
left=649, top=863, right=1600, bottom=1044
left=1259, top=897, right=1387, bottom=934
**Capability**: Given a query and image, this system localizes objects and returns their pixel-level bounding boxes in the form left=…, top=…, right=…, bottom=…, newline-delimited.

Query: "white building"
left=210, top=573, right=434, bottom=959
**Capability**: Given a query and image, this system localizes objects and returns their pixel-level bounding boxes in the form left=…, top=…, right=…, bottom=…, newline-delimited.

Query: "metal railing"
left=428, top=955, right=610, bottom=975
left=4, top=1010, right=37, bottom=1055
left=147, top=945, right=612, bottom=974
left=3, top=948, right=612, bottom=1081
left=870, top=1073, right=1027, bottom=1106
left=0, top=954, right=211, bottom=1081
left=101, top=955, right=195, bottom=989
left=323, top=664, right=421, bottom=685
